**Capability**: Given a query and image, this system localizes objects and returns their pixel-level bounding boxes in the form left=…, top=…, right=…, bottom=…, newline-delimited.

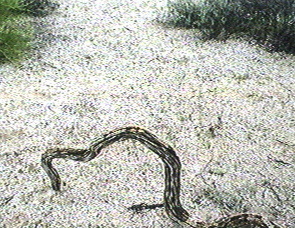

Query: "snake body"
left=41, top=126, right=270, bottom=227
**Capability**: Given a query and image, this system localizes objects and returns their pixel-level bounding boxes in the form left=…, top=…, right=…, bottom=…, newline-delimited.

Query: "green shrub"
left=163, top=0, right=295, bottom=54
left=0, top=19, right=32, bottom=63
left=0, top=0, right=32, bottom=63
left=0, top=0, right=58, bottom=63
left=0, top=0, right=23, bottom=13
left=16, top=0, right=59, bottom=17
left=164, top=0, right=201, bottom=28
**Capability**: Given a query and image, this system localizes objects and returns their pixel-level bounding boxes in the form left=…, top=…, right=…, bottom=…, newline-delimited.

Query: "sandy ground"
left=0, top=0, right=294, bottom=227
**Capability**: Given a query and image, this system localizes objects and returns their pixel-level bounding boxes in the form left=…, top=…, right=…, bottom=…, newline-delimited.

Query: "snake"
left=41, top=126, right=271, bottom=227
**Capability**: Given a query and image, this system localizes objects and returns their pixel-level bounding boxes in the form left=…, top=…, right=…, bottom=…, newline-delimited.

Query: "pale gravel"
left=0, top=0, right=294, bottom=227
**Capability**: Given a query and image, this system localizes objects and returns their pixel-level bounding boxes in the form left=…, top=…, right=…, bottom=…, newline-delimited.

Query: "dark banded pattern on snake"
left=41, top=126, right=270, bottom=228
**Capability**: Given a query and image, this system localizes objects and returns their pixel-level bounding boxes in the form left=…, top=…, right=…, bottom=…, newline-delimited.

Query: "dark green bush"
left=164, top=0, right=295, bottom=54
left=0, top=0, right=23, bottom=13
left=0, top=20, right=32, bottom=63
left=0, top=0, right=32, bottom=63
left=0, top=0, right=58, bottom=63
left=17, top=0, right=59, bottom=17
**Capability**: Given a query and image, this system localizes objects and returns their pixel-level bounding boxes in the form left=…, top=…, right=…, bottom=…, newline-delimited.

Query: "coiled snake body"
left=41, top=126, right=269, bottom=227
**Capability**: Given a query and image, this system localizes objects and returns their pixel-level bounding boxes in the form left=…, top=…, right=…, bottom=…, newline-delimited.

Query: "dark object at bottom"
left=128, top=203, right=164, bottom=213
left=41, top=126, right=271, bottom=227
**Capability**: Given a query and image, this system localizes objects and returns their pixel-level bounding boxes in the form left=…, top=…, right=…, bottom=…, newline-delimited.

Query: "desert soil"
left=0, top=0, right=294, bottom=227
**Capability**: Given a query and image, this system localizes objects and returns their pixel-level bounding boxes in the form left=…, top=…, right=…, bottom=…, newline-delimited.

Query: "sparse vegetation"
left=162, top=0, right=295, bottom=54
left=0, top=0, right=33, bottom=62
left=0, top=0, right=58, bottom=63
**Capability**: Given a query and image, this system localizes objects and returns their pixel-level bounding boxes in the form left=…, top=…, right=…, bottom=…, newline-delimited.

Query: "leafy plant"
left=164, top=0, right=202, bottom=28
left=17, top=0, right=59, bottom=17
left=0, top=0, right=58, bottom=63
left=0, top=0, right=24, bottom=13
left=0, top=0, right=31, bottom=62
left=0, top=20, right=32, bottom=63
left=163, top=0, right=295, bottom=54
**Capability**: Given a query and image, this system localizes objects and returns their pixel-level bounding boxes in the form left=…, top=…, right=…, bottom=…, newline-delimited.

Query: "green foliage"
left=0, top=0, right=58, bottom=63
left=165, top=0, right=201, bottom=28
left=16, top=0, right=59, bottom=17
left=0, top=0, right=33, bottom=63
left=164, top=0, right=295, bottom=54
left=0, top=0, right=23, bottom=13
left=0, top=20, right=32, bottom=63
